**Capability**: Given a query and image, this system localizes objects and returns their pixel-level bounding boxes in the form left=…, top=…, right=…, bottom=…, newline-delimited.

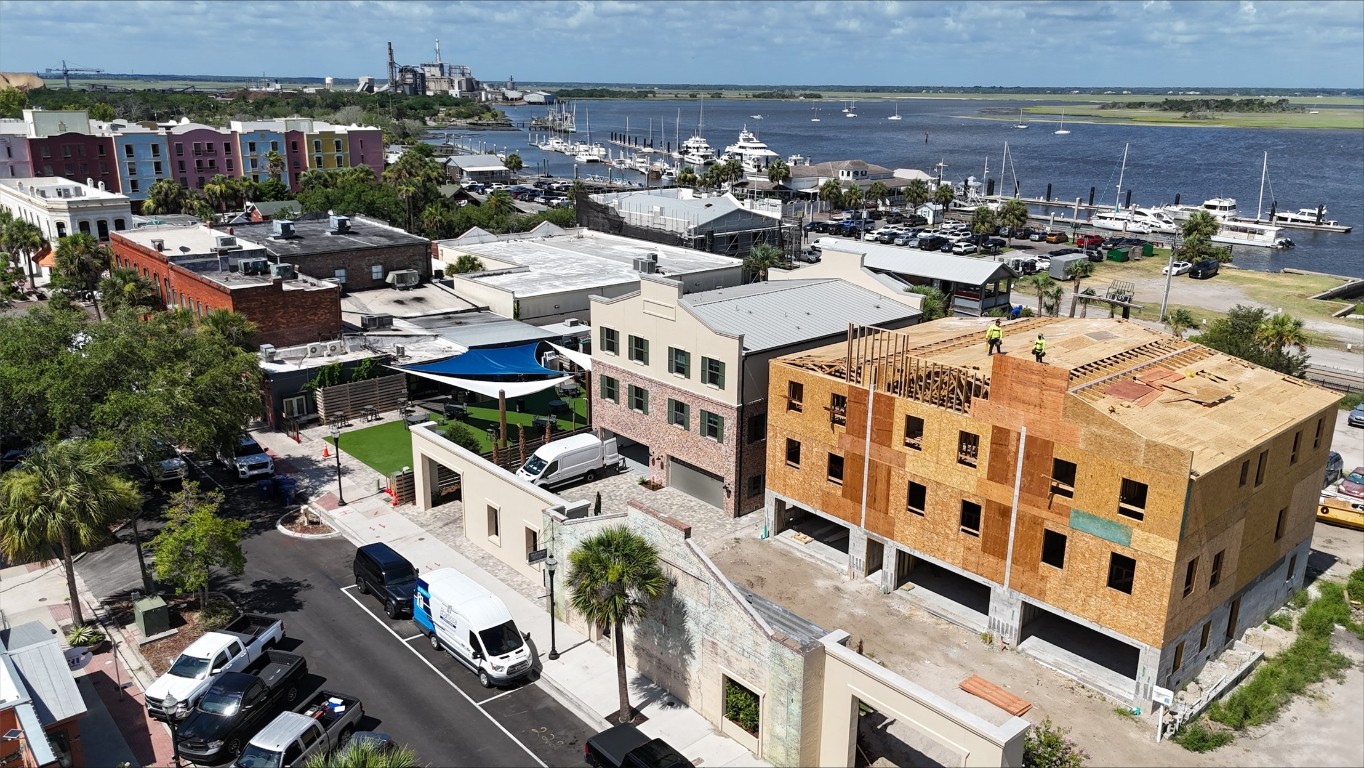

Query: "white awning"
left=548, top=342, right=593, bottom=372
left=397, top=367, right=573, bottom=400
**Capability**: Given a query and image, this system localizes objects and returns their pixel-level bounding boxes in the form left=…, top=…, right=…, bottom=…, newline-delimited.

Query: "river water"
left=474, top=98, right=1363, bottom=278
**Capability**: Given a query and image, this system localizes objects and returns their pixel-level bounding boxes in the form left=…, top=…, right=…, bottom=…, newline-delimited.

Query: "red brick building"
left=110, top=224, right=341, bottom=347
left=26, top=132, right=120, bottom=193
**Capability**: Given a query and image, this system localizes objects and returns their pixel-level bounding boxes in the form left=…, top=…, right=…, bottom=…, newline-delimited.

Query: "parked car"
left=1075, top=234, right=1105, bottom=248
left=893, top=234, right=915, bottom=246
left=1341, top=467, right=1364, bottom=500
left=1028, top=229, right=1046, bottom=242
left=918, top=235, right=949, bottom=251
left=1349, top=403, right=1364, bottom=428
left=146, top=615, right=286, bottom=721
left=1163, top=261, right=1193, bottom=276
left=417, top=568, right=534, bottom=687
left=235, top=692, right=364, bottom=768
left=177, top=653, right=308, bottom=764
left=951, top=242, right=978, bottom=256
left=517, top=434, right=623, bottom=488
left=139, top=440, right=188, bottom=483
left=353, top=542, right=418, bottom=619
left=584, top=724, right=695, bottom=768
left=217, top=435, right=273, bottom=481
left=1045, top=231, right=1069, bottom=244
left=1188, top=259, right=1221, bottom=279
left=1324, top=451, right=1345, bottom=489
left=1049, top=248, right=1082, bottom=257
left=1085, top=248, right=1105, bottom=263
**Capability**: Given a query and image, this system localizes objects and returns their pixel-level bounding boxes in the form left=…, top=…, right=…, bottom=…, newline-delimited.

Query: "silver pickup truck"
left=145, top=614, right=285, bottom=721
left=233, top=691, right=364, bottom=768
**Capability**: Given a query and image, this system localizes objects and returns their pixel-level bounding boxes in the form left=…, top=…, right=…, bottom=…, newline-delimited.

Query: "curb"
left=275, top=509, right=342, bottom=540
left=533, top=663, right=612, bottom=732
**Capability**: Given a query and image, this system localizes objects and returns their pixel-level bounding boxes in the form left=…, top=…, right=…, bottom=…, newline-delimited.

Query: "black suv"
left=353, top=542, right=417, bottom=618
left=1188, top=259, right=1220, bottom=279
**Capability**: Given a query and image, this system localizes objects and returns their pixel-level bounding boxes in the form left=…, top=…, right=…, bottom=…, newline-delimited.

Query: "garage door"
left=668, top=456, right=725, bottom=509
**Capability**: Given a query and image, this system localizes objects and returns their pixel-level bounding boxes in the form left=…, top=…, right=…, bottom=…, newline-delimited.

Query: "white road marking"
left=475, top=688, right=522, bottom=706
left=401, top=633, right=424, bottom=642
left=339, top=587, right=547, bottom=768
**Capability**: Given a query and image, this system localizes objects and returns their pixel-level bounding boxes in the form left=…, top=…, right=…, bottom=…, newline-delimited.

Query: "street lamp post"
left=162, top=694, right=183, bottom=768
left=545, top=552, right=560, bottom=661
left=329, top=423, right=347, bottom=507
left=1160, top=231, right=1181, bottom=322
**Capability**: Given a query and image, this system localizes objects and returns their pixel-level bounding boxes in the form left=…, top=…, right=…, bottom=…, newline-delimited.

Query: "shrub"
left=1339, top=391, right=1364, bottom=411
left=1289, top=589, right=1311, bottom=610
left=1347, top=566, right=1364, bottom=605
left=1173, top=719, right=1234, bottom=752
left=1208, top=634, right=1350, bottom=729
left=441, top=420, right=483, bottom=454
left=1022, top=719, right=1089, bottom=768
left=723, top=678, right=760, bottom=735
left=1266, top=611, right=1294, bottom=631
left=65, top=624, right=105, bottom=647
left=199, top=597, right=238, bottom=631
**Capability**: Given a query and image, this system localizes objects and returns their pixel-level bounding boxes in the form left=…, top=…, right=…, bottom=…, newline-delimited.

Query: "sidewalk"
left=253, top=421, right=766, bottom=768
left=0, top=561, right=176, bottom=768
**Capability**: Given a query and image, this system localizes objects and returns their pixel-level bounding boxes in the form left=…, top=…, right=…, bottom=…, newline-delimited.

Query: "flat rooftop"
left=0, top=176, right=130, bottom=202
left=782, top=316, right=1340, bottom=475
left=115, top=225, right=269, bottom=259
left=341, top=282, right=479, bottom=320
left=232, top=213, right=429, bottom=257
left=440, top=228, right=738, bottom=297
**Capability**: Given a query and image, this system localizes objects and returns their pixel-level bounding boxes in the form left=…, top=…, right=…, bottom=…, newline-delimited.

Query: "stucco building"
left=229, top=212, right=431, bottom=292
left=591, top=276, right=920, bottom=517
left=0, top=176, right=133, bottom=276
left=763, top=316, right=1339, bottom=705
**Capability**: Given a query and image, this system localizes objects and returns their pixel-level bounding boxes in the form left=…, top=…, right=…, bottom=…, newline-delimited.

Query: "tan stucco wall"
left=770, top=248, right=924, bottom=311
left=410, top=421, right=567, bottom=583
left=817, top=635, right=1028, bottom=768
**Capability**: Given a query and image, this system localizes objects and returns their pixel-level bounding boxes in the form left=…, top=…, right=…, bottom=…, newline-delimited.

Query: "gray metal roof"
left=682, top=279, right=919, bottom=353
left=733, top=584, right=828, bottom=645
left=0, top=623, right=55, bottom=651
left=402, top=311, right=557, bottom=349
left=590, top=189, right=762, bottom=232
left=446, top=154, right=507, bottom=171
left=815, top=238, right=1018, bottom=285
left=1, top=622, right=86, bottom=726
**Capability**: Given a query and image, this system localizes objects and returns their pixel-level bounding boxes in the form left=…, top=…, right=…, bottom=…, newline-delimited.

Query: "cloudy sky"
left=2, top=0, right=1361, bottom=88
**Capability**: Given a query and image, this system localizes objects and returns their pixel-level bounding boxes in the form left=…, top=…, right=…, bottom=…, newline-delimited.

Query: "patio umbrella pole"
left=498, top=390, right=508, bottom=448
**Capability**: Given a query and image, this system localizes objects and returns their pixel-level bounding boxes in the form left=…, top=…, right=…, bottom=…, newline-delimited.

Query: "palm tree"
left=744, top=243, right=784, bottom=282
left=1255, top=312, right=1308, bottom=354
left=998, top=199, right=1029, bottom=239
left=766, top=160, right=790, bottom=186
left=1, top=218, right=44, bottom=291
left=142, top=178, right=188, bottom=216
left=676, top=167, right=698, bottom=188
left=1041, top=283, right=1066, bottom=316
left=841, top=184, right=864, bottom=216
left=200, top=309, right=258, bottom=350
left=1063, top=260, right=1094, bottom=293
left=1164, top=308, right=1196, bottom=338
left=903, top=179, right=931, bottom=211
left=264, top=149, right=285, bottom=182
left=451, top=254, right=484, bottom=274
left=933, top=183, right=955, bottom=211
left=867, top=181, right=889, bottom=209
left=54, top=233, right=111, bottom=318
left=484, top=190, right=515, bottom=219
left=0, top=438, right=141, bottom=627
left=98, top=266, right=158, bottom=315
left=203, top=174, right=233, bottom=212
left=504, top=153, right=524, bottom=173
left=1024, top=273, right=1056, bottom=316
left=717, top=158, right=744, bottom=185
left=567, top=527, right=666, bottom=725
left=906, top=286, right=947, bottom=320
left=970, top=205, right=999, bottom=235
left=303, top=738, right=419, bottom=768
left=818, top=179, right=843, bottom=211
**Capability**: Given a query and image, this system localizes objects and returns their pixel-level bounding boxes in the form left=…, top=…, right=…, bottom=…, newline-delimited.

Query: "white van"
left=515, top=433, right=622, bottom=488
left=413, top=568, right=533, bottom=687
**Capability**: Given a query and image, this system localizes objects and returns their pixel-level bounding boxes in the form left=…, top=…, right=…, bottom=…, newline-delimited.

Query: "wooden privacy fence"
left=316, top=374, right=407, bottom=423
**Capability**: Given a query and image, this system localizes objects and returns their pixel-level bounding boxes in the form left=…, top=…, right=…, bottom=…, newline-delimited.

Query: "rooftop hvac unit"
left=360, top=314, right=393, bottom=330
left=328, top=214, right=351, bottom=234
left=324, top=341, right=345, bottom=356
left=272, top=219, right=295, bottom=238
left=632, top=257, right=657, bottom=274
left=215, top=234, right=239, bottom=250
left=270, top=262, right=297, bottom=280
left=394, top=344, right=406, bottom=358
left=387, top=269, right=420, bottom=290
left=564, top=318, right=582, bottom=327
left=151, top=238, right=165, bottom=252
left=306, top=343, right=323, bottom=356
left=258, top=344, right=277, bottom=362
left=238, top=258, right=270, bottom=276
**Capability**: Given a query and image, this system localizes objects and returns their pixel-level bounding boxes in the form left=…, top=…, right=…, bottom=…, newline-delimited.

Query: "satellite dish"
left=180, top=246, right=191, bottom=253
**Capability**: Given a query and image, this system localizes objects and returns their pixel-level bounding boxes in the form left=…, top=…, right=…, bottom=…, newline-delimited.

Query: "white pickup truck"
left=145, top=614, right=285, bottom=721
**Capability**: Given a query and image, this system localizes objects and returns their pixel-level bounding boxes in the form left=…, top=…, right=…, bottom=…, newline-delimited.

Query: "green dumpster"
left=1140, top=242, right=1155, bottom=258
left=1106, top=247, right=1130, bottom=262
left=134, top=594, right=169, bottom=638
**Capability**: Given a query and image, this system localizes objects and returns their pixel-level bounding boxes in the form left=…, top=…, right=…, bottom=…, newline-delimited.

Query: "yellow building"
left=764, top=316, right=1338, bottom=705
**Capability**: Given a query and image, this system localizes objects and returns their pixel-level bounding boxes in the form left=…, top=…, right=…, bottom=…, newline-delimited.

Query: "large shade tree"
left=0, top=438, right=141, bottom=627
left=567, top=527, right=666, bottom=724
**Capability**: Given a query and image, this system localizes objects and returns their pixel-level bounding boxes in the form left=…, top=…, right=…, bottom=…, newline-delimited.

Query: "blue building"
left=101, top=122, right=171, bottom=205
left=231, top=121, right=291, bottom=191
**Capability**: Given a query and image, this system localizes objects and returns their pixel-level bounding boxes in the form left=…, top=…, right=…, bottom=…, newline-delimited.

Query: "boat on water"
left=1090, top=206, right=1177, bottom=234
left=1265, top=206, right=1352, bottom=232
left=1158, top=197, right=1239, bottom=222
left=811, top=107, right=821, bottom=123
left=1213, top=219, right=1294, bottom=249
left=888, top=101, right=902, bottom=121
left=845, top=100, right=858, bottom=118
left=786, top=153, right=811, bottom=166
left=720, top=128, right=780, bottom=173
left=750, top=114, right=763, bottom=120
left=1054, top=111, right=1070, bottom=135
left=1012, top=109, right=1028, bottom=129
left=677, top=134, right=716, bottom=167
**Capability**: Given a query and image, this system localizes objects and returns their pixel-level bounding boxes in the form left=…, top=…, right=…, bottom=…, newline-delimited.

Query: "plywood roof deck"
left=779, top=317, right=1339, bottom=476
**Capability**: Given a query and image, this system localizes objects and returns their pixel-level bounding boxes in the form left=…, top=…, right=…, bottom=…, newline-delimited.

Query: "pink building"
left=346, top=127, right=384, bottom=179
left=0, top=121, right=33, bottom=179
left=167, top=122, right=239, bottom=191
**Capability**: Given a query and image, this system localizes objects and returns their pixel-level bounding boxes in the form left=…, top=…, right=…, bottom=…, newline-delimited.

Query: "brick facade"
left=27, top=133, right=119, bottom=191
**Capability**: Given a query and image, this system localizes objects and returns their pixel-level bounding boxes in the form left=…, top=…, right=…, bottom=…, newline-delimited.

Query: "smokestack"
left=387, top=42, right=397, bottom=86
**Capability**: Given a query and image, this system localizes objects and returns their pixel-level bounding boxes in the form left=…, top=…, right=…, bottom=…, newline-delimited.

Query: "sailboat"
left=750, top=114, right=763, bottom=120
left=845, top=100, right=858, bottom=118
left=887, top=101, right=902, bottom=121
left=811, top=107, right=820, bottom=122
left=1012, top=109, right=1029, bottom=129
left=1054, top=111, right=1070, bottom=135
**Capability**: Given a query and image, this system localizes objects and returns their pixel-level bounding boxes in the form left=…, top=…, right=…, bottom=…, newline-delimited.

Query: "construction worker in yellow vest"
left=986, top=319, right=1003, bottom=355
left=1032, top=333, right=1047, bottom=363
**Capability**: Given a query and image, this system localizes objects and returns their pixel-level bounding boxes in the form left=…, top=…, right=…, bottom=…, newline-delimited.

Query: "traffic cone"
left=322, top=445, right=330, bottom=458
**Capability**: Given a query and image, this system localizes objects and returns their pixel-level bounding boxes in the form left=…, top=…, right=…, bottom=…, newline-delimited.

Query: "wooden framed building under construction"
left=763, top=316, right=1339, bottom=707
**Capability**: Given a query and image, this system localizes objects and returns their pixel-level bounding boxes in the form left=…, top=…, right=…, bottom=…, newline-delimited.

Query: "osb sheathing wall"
left=767, top=353, right=1192, bottom=648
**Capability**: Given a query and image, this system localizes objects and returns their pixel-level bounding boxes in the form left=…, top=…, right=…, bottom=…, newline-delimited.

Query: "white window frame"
left=282, top=395, right=307, bottom=419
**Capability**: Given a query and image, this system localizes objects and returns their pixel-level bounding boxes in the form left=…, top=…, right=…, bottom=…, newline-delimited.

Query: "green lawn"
left=326, top=389, right=590, bottom=477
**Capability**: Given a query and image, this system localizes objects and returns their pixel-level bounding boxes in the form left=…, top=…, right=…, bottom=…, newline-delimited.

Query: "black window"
left=1313, top=418, right=1324, bottom=450
left=1118, top=478, right=1148, bottom=521
left=669, top=399, right=689, bottom=429
left=669, top=347, right=690, bottom=377
left=1051, top=458, right=1077, bottom=498
left=958, top=431, right=979, bottom=468
left=907, top=481, right=926, bottom=515
left=746, top=413, right=766, bottom=444
left=702, top=357, right=726, bottom=388
left=628, top=385, right=648, bottom=414
left=628, top=335, right=649, bottom=364
left=1209, top=550, right=1224, bottom=588
left=903, top=415, right=924, bottom=449
left=1041, top=530, right=1067, bottom=568
left=1107, top=553, right=1136, bottom=594
left=1238, top=459, right=1249, bottom=487
left=785, top=439, right=801, bottom=468
left=746, top=474, right=763, bottom=499
left=1275, top=508, right=1287, bottom=541
left=959, top=500, right=982, bottom=536
left=1200, top=622, right=1211, bottom=650
left=827, top=453, right=844, bottom=485
left=787, top=381, right=803, bottom=412
left=1255, top=450, right=1268, bottom=486
left=600, top=375, right=618, bottom=403
left=701, top=411, right=724, bottom=442
left=1183, top=557, right=1198, bottom=597
left=830, top=393, right=847, bottom=426
left=600, top=326, right=618, bottom=354
left=1290, top=431, right=1301, bottom=465
left=1173, top=641, right=1185, bottom=670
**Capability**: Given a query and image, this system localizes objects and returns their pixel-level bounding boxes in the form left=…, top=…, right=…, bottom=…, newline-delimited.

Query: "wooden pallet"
left=959, top=674, right=1032, bottom=716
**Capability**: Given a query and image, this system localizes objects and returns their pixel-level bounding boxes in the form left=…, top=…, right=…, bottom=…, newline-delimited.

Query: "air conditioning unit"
left=387, top=269, right=420, bottom=290
left=328, top=214, right=351, bottom=234
left=360, top=314, right=393, bottom=330
left=632, top=257, right=657, bottom=274
left=564, top=318, right=582, bottom=327
left=150, top=238, right=165, bottom=252
left=214, top=234, right=239, bottom=250
left=324, top=341, right=345, bottom=356
left=257, top=344, right=277, bottom=362
left=272, top=219, right=295, bottom=238
left=306, top=343, right=323, bottom=356
left=270, top=262, right=296, bottom=279
left=394, top=344, right=406, bottom=358
left=238, top=258, right=270, bottom=276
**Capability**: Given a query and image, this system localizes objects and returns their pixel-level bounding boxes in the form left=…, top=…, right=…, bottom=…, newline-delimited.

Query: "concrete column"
left=878, top=542, right=897, bottom=594
left=846, top=527, right=867, bottom=581
left=988, top=588, right=1023, bottom=646
left=1134, top=644, right=1160, bottom=708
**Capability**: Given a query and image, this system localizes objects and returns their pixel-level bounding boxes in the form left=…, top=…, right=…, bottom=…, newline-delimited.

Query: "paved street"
left=76, top=463, right=590, bottom=768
